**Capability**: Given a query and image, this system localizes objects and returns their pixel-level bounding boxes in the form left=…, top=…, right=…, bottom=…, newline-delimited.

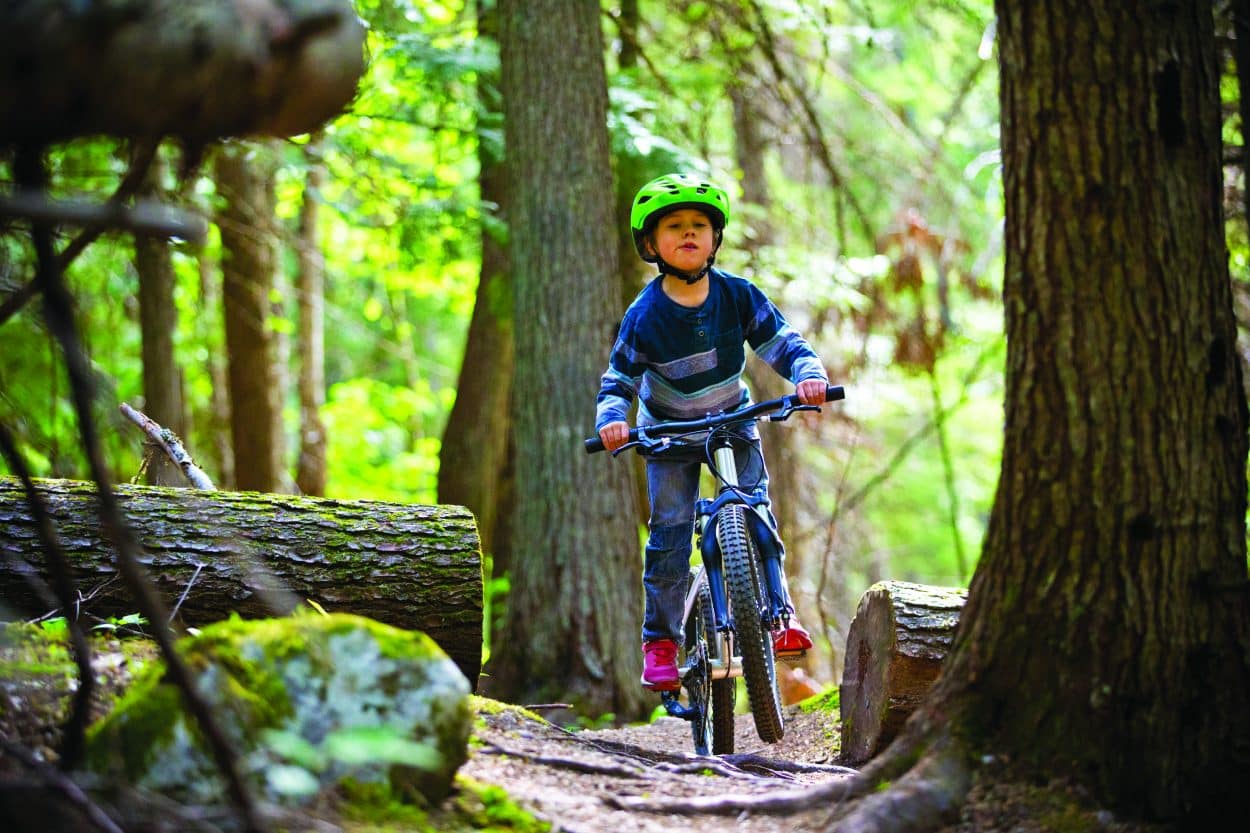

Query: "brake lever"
left=768, top=403, right=821, bottom=422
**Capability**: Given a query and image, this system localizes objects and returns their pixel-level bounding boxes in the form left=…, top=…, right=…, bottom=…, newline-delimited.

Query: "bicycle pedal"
left=776, top=649, right=807, bottom=664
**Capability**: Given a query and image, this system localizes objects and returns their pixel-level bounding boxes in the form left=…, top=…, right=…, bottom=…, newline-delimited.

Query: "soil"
left=0, top=629, right=1170, bottom=833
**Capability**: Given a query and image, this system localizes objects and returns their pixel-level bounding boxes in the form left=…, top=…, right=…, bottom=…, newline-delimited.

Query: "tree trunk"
left=295, top=139, right=328, bottom=497
left=438, top=0, right=514, bottom=565
left=919, top=0, right=1250, bottom=821
left=0, top=0, right=365, bottom=143
left=215, top=143, right=286, bottom=494
left=494, top=0, right=648, bottom=719
left=133, top=150, right=184, bottom=487
left=839, top=581, right=965, bottom=765
left=0, top=476, right=483, bottom=684
left=196, top=249, right=236, bottom=489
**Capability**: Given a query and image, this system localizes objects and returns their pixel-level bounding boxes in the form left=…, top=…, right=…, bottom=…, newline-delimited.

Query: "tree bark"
left=839, top=581, right=965, bottom=765
left=494, top=0, right=648, bottom=719
left=133, top=150, right=184, bottom=487
left=0, top=0, right=365, bottom=144
left=0, top=476, right=483, bottom=685
left=438, top=0, right=514, bottom=565
left=908, top=0, right=1250, bottom=822
left=215, top=143, right=286, bottom=494
left=295, top=139, right=328, bottom=497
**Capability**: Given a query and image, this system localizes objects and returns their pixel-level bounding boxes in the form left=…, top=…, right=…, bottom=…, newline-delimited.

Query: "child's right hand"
left=599, top=421, right=630, bottom=453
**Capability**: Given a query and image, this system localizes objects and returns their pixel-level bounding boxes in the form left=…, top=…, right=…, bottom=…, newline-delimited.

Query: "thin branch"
left=0, top=740, right=125, bottom=833
left=0, top=141, right=159, bottom=330
left=0, top=191, right=208, bottom=242
left=0, top=423, right=94, bottom=770
left=119, top=403, right=217, bottom=489
left=16, top=144, right=265, bottom=833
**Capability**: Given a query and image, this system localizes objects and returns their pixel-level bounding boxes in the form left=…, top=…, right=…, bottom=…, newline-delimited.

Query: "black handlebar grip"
left=825, top=384, right=845, bottom=402
left=584, top=436, right=605, bottom=454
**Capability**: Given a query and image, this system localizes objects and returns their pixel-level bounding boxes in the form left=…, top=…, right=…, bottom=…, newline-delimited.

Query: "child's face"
left=646, top=208, right=716, bottom=274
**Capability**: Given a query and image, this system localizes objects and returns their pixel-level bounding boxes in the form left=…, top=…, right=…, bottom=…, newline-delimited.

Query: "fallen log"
left=0, top=0, right=366, bottom=144
left=839, top=580, right=966, bottom=764
left=0, top=477, right=483, bottom=686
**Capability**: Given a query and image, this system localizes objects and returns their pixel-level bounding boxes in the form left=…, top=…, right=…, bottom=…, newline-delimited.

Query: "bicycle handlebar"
left=584, top=384, right=845, bottom=454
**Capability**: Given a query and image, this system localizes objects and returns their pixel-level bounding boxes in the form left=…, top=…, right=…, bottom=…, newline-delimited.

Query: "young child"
left=596, top=173, right=829, bottom=690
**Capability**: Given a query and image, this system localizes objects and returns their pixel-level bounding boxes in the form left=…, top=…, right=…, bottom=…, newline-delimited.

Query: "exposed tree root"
left=604, top=716, right=959, bottom=821
left=826, top=730, right=972, bottom=833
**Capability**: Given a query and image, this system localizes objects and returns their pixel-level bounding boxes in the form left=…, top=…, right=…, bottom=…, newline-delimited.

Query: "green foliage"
left=2, top=0, right=1010, bottom=689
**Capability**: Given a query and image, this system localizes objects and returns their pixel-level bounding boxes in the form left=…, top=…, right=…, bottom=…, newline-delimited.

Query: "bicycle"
left=585, top=384, right=845, bottom=755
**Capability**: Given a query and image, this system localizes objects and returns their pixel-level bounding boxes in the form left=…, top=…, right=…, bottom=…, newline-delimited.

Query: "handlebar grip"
left=584, top=436, right=606, bottom=454
left=825, top=384, right=845, bottom=402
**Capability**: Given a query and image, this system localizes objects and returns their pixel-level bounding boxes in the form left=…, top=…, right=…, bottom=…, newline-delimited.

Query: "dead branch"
left=119, top=403, right=216, bottom=489
left=0, top=191, right=208, bottom=242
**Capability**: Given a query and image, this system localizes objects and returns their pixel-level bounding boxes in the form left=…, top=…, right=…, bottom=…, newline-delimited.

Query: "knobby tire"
left=718, top=504, right=784, bottom=743
left=684, top=571, right=736, bottom=754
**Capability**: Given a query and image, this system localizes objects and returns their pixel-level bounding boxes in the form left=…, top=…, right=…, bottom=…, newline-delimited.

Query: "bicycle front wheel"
left=718, top=504, right=784, bottom=743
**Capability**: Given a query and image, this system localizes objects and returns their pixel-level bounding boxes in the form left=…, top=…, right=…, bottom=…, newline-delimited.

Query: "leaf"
left=261, top=728, right=326, bottom=771
left=306, top=599, right=330, bottom=617
left=323, top=727, right=442, bottom=771
left=266, top=764, right=321, bottom=798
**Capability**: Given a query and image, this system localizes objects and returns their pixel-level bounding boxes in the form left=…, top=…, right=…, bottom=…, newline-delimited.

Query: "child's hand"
left=796, top=379, right=827, bottom=406
left=599, top=421, right=630, bottom=452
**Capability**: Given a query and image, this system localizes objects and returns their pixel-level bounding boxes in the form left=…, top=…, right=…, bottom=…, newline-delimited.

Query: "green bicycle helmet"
left=630, top=173, right=731, bottom=263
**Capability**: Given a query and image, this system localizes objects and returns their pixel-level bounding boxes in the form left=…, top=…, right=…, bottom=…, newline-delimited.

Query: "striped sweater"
left=595, top=268, right=827, bottom=431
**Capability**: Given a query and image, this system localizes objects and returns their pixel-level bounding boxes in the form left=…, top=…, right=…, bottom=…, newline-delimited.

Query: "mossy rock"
left=85, top=613, right=471, bottom=806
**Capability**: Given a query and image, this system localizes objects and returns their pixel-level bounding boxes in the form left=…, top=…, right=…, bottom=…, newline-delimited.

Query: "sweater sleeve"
left=742, top=283, right=827, bottom=385
left=595, top=312, right=645, bottom=430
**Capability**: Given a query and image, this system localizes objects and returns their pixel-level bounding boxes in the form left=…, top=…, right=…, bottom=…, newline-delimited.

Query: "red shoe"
left=773, top=616, right=813, bottom=655
left=641, top=639, right=681, bottom=690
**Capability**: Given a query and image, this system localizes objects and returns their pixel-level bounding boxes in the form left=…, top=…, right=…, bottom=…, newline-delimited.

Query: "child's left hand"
left=796, top=379, right=827, bottom=406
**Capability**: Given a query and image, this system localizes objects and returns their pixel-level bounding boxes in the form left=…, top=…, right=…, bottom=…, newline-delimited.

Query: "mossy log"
left=0, top=0, right=366, bottom=144
left=839, top=580, right=967, bottom=764
left=0, top=477, right=483, bottom=686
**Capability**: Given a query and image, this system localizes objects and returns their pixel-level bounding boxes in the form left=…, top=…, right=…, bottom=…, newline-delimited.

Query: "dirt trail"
left=461, top=699, right=853, bottom=833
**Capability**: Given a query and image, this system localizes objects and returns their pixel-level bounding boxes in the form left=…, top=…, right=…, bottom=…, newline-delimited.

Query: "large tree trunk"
left=438, top=0, right=514, bottom=565
left=0, top=477, right=483, bottom=684
left=493, top=0, right=647, bottom=718
left=215, top=143, right=286, bottom=494
left=910, top=1, right=1250, bottom=823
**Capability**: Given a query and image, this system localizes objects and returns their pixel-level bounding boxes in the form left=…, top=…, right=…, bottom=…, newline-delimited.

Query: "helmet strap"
left=657, top=255, right=715, bottom=284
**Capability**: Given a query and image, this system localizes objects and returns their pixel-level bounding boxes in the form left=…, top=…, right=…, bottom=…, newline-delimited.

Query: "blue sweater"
left=596, top=268, right=827, bottom=430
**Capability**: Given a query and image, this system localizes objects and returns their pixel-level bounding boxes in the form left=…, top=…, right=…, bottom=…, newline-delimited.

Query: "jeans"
left=641, top=434, right=784, bottom=642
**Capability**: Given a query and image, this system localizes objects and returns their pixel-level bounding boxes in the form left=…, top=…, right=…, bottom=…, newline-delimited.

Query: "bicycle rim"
left=698, top=574, right=736, bottom=755
left=683, top=570, right=713, bottom=755
left=718, top=505, right=784, bottom=743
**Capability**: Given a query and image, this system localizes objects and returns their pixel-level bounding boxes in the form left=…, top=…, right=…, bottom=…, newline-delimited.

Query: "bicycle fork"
left=694, top=442, right=793, bottom=650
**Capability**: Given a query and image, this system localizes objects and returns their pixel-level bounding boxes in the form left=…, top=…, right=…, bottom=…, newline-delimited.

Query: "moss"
left=340, top=775, right=548, bottom=833
left=86, top=614, right=471, bottom=807
left=797, top=685, right=840, bottom=714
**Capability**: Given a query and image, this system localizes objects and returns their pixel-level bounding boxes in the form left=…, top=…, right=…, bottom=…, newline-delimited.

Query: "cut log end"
left=839, top=581, right=966, bottom=765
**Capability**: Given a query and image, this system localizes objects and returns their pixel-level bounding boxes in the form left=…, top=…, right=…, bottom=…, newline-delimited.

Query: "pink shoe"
left=641, top=639, right=680, bottom=690
left=773, top=616, right=813, bottom=655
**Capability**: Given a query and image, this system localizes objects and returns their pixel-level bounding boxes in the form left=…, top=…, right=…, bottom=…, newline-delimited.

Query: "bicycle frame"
left=688, top=437, right=793, bottom=681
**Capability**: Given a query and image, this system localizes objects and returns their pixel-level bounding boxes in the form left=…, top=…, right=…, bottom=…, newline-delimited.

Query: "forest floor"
left=0, top=629, right=1169, bottom=833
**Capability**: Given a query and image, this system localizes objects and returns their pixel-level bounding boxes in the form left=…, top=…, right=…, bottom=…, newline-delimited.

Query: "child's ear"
left=643, top=236, right=657, bottom=258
